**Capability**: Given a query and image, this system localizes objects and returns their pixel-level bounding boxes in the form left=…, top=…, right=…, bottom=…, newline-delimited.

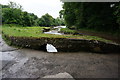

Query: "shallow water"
left=44, top=26, right=65, bottom=35
left=44, top=30, right=63, bottom=35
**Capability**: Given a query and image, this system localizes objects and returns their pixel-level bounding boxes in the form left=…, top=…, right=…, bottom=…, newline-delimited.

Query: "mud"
left=0, top=34, right=119, bottom=79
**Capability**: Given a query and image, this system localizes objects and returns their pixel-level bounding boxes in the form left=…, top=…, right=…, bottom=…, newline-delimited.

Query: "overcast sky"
left=0, top=0, right=63, bottom=18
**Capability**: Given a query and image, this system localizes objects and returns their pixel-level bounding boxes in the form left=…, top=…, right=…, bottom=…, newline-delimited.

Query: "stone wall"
left=3, top=34, right=120, bottom=53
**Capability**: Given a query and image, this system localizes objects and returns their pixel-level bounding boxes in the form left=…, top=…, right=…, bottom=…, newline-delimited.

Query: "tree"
left=38, top=13, right=54, bottom=27
left=85, top=3, right=118, bottom=31
left=2, top=1, right=64, bottom=27
left=2, top=1, right=39, bottom=27
left=2, top=8, right=22, bottom=24
left=59, top=10, right=64, bottom=19
left=63, top=3, right=77, bottom=29
left=54, top=17, right=65, bottom=26
left=29, top=13, right=39, bottom=26
left=114, top=2, right=120, bottom=31
left=8, top=1, right=22, bottom=10
left=62, top=2, right=119, bottom=31
left=1, top=4, right=10, bottom=8
left=21, top=11, right=32, bottom=26
left=2, top=2, right=23, bottom=25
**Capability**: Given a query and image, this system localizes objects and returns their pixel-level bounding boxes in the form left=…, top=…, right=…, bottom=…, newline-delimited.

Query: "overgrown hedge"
left=2, top=33, right=120, bottom=53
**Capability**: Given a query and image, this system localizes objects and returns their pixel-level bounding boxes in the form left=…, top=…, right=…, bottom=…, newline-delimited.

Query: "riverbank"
left=60, top=28, right=120, bottom=44
left=2, top=26, right=112, bottom=42
left=2, top=26, right=120, bottom=53
left=78, top=29, right=120, bottom=44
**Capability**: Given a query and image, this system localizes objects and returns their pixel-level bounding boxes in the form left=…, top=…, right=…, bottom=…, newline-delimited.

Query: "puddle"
left=44, top=30, right=63, bottom=35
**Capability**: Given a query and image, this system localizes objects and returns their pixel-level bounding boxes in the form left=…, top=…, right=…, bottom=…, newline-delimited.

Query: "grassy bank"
left=61, top=27, right=120, bottom=36
left=78, top=28, right=120, bottom=37
left=2, top=25, right=113, bottom=43
left=60, top=28, right=77, bottom=34
left=60, top=27, right=120, bottom=43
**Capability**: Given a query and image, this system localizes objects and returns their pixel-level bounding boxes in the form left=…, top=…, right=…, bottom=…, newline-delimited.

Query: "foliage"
left=8, top=1, right=22, bottom=9
left=2, top=2, right=39, bottom=27
left=38, top=13, right=54, bottom=27
left=63, top=3, right=76, bottom=28
left=114, top=2, right=120, bottom=30
left=38, top=13, right=65, bottom=27
left=59, top=10, right=64, bottom=18
left=54, top=17, right=65, bottom=26
left=62, top=2, right=120, bottom=32
left=1, top=1, right=65, bottom=27
left=2, top=8, right=22, bottom=24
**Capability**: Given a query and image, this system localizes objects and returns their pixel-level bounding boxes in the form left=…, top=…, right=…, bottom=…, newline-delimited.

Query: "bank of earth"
left=2, top=26, right=120, bottom=53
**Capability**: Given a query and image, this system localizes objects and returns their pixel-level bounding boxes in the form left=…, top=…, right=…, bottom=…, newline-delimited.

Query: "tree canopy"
left=62, top=2, right=120, bottom=32
left=1, top=1, right=65, bottom=27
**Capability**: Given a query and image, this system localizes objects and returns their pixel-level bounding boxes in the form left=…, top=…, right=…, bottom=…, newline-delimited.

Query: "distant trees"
left=2, top=2, right=22, bottom=24
left=1, top=1, right=65, bottom=27
left=1, top=2, right=33, bottom=26
left=38, top=13, right=54, bottom=27
left=38, top=13, right=65, bottom=27
left=62, top=2, right=120, bottom=32
left=54, top=17, right=65, bottom=26
left=2, top=2, right=39, bottom=26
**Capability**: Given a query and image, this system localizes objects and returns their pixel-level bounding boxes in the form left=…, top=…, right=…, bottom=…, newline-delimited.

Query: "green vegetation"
left=1, top=2, right=119, bottom=44
left=62, top=2, right=120, bottom=33
left=1, top=1, right=65, bottom=27
left=38, top=14, right=64, bottom=27
left=60, top=28, right=77, bottom=34
left=78, top=27, right=120, bottom=37
left=2, top=26, right=112, bottom=43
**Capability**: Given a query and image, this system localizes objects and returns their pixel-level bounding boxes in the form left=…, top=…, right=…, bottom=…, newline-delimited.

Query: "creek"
left=44, top=26, right=66, bottom=52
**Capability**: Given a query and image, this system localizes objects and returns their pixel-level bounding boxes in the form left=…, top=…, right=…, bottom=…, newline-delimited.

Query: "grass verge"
left=2, top=25, right=113, bottom=43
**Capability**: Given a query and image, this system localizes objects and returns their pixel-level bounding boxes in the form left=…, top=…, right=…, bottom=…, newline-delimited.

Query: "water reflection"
left=44, top=26, right=66, bottom=35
